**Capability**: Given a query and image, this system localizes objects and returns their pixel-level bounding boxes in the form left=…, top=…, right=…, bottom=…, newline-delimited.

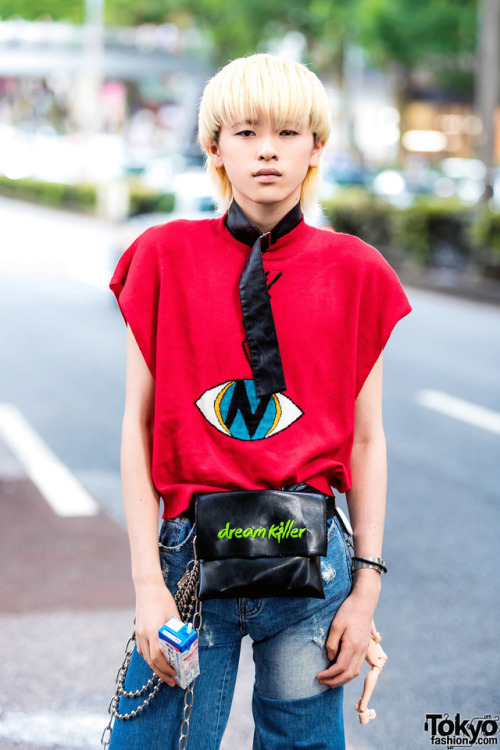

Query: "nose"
left=257, top=134, right=278, bottom=160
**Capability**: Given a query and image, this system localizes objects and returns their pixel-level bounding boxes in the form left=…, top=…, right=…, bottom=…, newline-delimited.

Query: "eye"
left=280, top=129, right=299, bottom=136
left=195, top=379, right=303, bottom=441
left=235, top=129, right=255, bottom=137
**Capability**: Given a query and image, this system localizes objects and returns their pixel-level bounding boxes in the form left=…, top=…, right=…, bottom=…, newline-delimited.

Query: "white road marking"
left=416, top=390, right=500, bottom=436
left=0, top=403, right=99, bottom=517
left=0, top=708, right=105, bottom=748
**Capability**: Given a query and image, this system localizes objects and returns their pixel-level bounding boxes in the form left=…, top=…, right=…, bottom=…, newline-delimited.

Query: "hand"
left=316, top=591, right=374, bottom=688
left=134, top=582, right=181, bottom=687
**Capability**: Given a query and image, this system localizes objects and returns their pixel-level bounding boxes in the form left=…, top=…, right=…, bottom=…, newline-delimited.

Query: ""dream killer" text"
left=217, top=520, right=307, bottom=543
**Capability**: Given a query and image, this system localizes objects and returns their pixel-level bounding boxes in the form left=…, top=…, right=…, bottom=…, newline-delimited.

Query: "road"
left=0, top=197, right=498, bottom=750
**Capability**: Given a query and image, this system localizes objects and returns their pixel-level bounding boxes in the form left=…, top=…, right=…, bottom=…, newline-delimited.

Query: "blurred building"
left=0, top=20, right=210, bottom=183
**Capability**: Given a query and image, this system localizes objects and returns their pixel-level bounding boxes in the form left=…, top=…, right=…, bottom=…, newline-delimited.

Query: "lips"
left=253, top=168, right=282, bottom=184
left=254, top=168, right=281, bottom=177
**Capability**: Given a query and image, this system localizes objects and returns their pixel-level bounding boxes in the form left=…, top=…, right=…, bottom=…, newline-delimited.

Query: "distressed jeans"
left=109, top=515, right=353, bottom=750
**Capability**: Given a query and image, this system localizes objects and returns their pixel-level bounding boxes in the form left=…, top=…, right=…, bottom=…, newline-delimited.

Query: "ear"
left=209, top=141, right=224, bottom=169
left=309, top=139, right=325, bottom=169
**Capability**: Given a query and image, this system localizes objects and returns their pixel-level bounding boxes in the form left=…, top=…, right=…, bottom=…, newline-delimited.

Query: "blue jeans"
left=109, top=515, right=352, bottom=750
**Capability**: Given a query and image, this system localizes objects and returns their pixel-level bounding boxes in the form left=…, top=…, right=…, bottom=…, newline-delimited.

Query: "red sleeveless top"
left=110, top=215, right=411, bottom=519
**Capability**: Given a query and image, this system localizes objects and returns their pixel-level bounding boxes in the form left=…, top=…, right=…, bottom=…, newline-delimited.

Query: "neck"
left=231, top=192, right=301, bottom=234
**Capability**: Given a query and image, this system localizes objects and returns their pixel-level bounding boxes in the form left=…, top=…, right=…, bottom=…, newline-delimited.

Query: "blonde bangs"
left=198, top=54, right=331, bottom=213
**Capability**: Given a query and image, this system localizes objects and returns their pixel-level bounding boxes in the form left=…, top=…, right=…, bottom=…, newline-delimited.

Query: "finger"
left=318, top=641, right=363, bottom=679
left=317, top=649, right=351, bottom=681
left=153, top=667, right=176, bottom=687
left=136, top=635, right=149, bottom=664
left=319, top=672, right=355, bottom=688
left=152, top=662, right=176, bottom=685
left=138, top=634, right=177, bottom=686
left=325, top=626, right=344, bottom=662
left=318, top=650, right=365, bottom=688
left=151, top=644, right=177, bottom=686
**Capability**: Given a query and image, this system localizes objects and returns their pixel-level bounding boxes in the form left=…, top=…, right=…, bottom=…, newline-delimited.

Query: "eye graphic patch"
left=195, top=379, right=303, bottom=441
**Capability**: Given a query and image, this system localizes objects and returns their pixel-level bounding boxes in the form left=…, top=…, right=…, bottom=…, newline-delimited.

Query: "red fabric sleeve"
left=109, top=230, right=161, bottom=378
left=355, top=249, right=412, bottom=397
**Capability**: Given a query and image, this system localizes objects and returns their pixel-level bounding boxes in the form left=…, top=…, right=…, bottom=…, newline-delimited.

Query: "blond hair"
left=198, top=54, right=331, bottom=215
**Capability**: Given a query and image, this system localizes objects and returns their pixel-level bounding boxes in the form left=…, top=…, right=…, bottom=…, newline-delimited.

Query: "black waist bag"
left=193, top=489, right=330, bottom=600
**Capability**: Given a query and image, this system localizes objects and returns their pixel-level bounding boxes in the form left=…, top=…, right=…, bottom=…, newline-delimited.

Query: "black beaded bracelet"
left=352, top=556, right=387, bottom=574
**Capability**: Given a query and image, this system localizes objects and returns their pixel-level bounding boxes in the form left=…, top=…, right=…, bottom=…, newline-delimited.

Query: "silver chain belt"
left=101, top=537, right=202, bottom=750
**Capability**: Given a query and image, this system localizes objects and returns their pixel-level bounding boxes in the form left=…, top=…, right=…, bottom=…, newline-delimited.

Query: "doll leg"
left=355, top=642, right=387, bottom=724
left=355, top=666, right=381, bottom=724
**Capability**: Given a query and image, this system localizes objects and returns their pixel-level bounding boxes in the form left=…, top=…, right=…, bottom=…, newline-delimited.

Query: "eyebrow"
left=232, top=120, right=260, bottom=127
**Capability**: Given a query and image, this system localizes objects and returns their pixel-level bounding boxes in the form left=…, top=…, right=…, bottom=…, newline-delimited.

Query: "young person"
left=106, top=54, right=411, bottom=750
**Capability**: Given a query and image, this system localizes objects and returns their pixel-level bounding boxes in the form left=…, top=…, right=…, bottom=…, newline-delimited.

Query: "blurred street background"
left=0, top=0, right=499, bottom=748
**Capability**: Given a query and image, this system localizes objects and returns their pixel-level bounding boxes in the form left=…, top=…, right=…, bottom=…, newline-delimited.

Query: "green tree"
left=105, top=0, right=353, bottom=69
left=356, top=0, right=477, bottom=68
left=0, top=0, right=82, bottom=22
left=355, top=0, right=478, bottom=96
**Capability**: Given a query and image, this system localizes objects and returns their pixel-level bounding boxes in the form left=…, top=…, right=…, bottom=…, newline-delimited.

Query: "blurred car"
left=320, top=157, right=373, bottom=200
left=435, top=158, right=487, bottom=205
left=323, top=163, right=372, bottom=190
left=368, top=167, right=439, bottom=207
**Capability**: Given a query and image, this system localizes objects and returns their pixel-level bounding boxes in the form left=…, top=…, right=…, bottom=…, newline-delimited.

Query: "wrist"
left=352, top=556, right=387, bottom=575
left=351, top=568, right=382, bottom=606
left=133, top=571, right=166, bottom=592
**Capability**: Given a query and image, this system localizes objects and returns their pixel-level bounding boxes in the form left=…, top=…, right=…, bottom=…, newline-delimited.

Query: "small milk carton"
left=158, top=617, right=200, bottom=689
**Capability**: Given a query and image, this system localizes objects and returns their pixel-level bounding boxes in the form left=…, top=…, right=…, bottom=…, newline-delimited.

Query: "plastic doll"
left=355, top=620, right=388, bottom=724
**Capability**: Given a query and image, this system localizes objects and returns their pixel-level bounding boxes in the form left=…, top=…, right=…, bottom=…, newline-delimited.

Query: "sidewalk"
left=0, top=433, right=134, bottom=750
left=398, top=264, right=500, bottom=306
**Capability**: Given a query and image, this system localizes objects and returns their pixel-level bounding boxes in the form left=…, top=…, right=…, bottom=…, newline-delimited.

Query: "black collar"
left=225, top=200, right=303, bottom=250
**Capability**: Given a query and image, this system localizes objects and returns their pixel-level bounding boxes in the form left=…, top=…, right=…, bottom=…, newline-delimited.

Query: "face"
left=209, top=117, right=324, bottom=223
